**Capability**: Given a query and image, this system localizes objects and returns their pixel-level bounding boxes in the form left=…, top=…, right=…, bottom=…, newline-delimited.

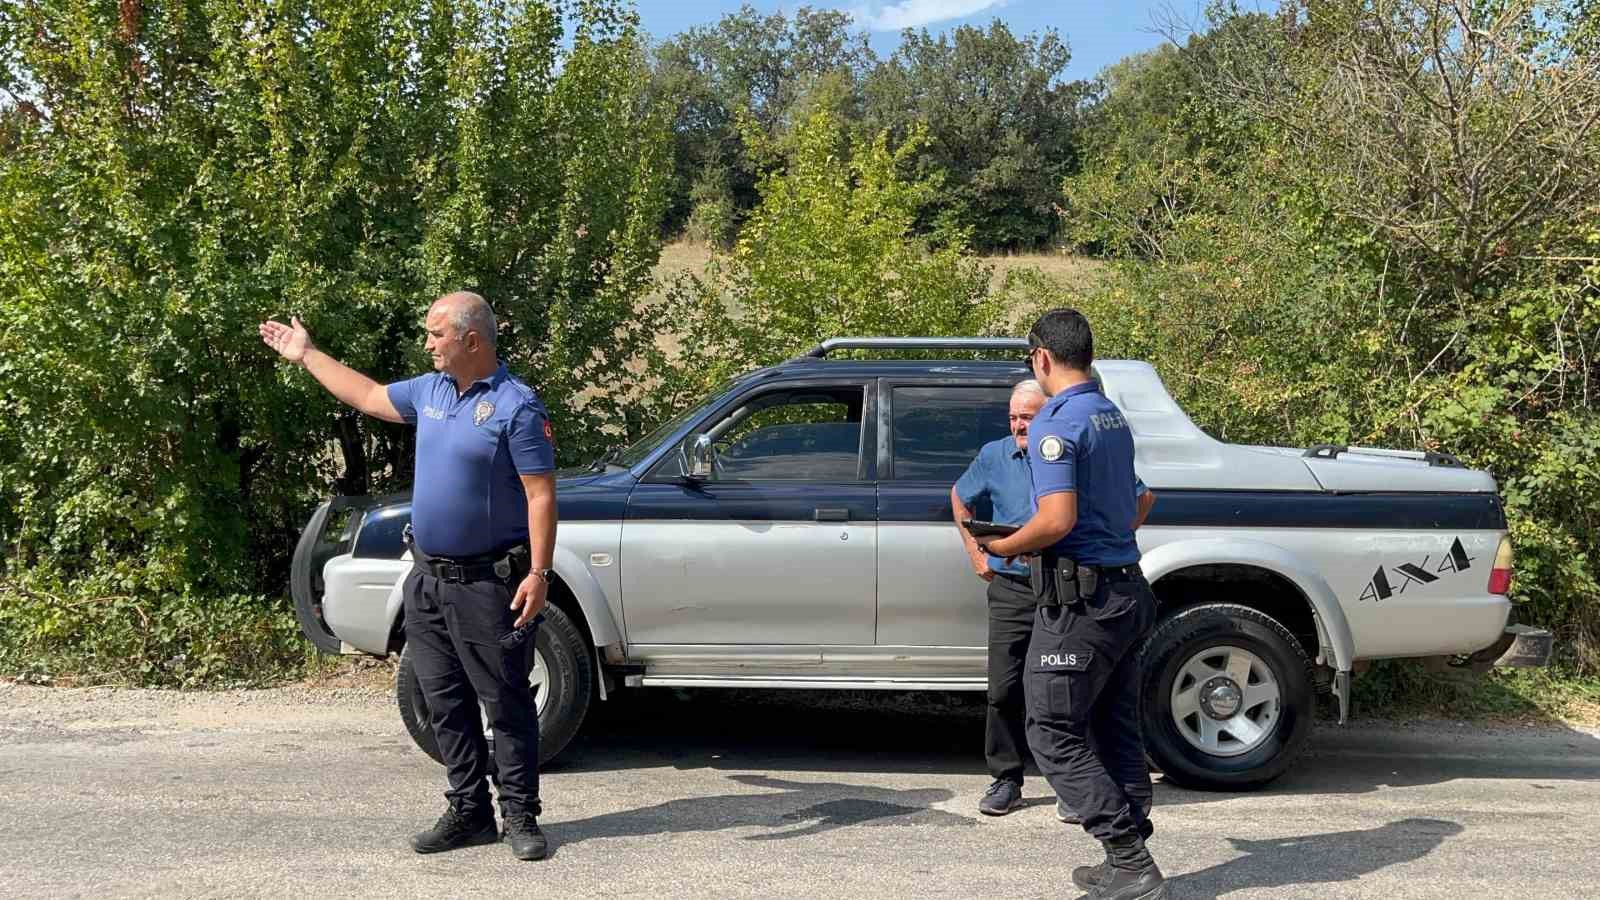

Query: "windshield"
left=611, top=378, right=740, bottom=469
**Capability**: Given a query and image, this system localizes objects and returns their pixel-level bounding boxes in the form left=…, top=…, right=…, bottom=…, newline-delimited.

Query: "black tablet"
left=963, top=519, right=1019, bottom=537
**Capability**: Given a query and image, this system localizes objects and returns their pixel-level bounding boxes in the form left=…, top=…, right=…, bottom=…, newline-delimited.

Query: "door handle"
left=814, top=507, right=850, bottom=522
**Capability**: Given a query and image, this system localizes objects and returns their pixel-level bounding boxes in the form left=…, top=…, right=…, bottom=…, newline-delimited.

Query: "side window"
left=655, top=387, right=867, bottom=481
left=891, top=386, right=1011, bottom=481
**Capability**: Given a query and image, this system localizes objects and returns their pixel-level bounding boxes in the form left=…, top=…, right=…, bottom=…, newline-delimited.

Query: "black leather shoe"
left=503, top=813, right=549, bottom=861
left=978, top=779, right=1023, bottom=816
left=410, top=805, right=498, bottom=854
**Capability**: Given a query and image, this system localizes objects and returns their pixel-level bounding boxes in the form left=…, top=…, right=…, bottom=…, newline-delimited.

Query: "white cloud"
left=851, top=0, right=1007, bottom=31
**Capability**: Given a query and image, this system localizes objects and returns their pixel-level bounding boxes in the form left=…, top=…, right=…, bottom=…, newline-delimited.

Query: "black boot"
left=1086, top=834, right=1165, bottom=900
left=503, top=812, right=549, bottom=861
left=410, top=804, right=498, bottom=854
left=1072, top=847, right=1112, bottom=892
left=1073, top=820, right=1155, bottom=890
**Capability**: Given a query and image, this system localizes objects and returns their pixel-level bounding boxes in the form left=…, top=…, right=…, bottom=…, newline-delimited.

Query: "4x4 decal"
left=1359, top=537, right=1475, bottom=602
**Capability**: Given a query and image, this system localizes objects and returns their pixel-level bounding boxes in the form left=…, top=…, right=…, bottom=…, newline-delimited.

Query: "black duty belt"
left=1031, top=555, right=1143, bottom=606
left=1037, top=559, right=1141, bottom=579
left=404, top=526, right=524, bottom=584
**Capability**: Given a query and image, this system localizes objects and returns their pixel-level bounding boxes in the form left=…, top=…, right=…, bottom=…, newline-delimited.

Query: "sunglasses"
left=1022, top=340, right=1044, bottom=367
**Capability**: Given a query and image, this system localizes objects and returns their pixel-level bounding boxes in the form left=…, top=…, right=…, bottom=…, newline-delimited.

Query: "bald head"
left=424, top=290, right=500, bottom=385
left=431, top=291, right=497, bottom=350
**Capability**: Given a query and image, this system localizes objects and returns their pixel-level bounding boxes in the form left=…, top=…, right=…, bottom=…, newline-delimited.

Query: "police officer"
left=976, top=309, right=1162, bottom=900
left=260, top=292, right=557, bottom=861
left=951, top=380, right=1053, bottom=817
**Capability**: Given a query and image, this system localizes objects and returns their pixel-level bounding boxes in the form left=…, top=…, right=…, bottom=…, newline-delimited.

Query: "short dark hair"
left=1028, top=308, right=1094, bottom=371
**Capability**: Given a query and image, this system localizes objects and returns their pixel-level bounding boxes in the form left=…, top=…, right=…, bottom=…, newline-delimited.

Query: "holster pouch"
left=1076, top=565, right=1100, bottom=602
left=1029, top=555, right=1051, bottom=602
left=1033, top=553, right=1081, bottom=607
left=495, top=544, right=531, bottom=581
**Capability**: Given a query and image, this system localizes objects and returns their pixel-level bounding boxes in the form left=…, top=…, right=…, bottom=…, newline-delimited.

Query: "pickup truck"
left=291, top=337, right=1551, bottom=789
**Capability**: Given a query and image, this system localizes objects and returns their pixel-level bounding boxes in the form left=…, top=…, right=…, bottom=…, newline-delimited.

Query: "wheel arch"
left=550, top=543, right=622, bottom=647
left=1142, top=538, right=1354, bottom=674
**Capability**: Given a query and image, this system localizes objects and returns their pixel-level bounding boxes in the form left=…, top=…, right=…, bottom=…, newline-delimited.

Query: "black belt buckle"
left=438, top=562, right=466, bottom=584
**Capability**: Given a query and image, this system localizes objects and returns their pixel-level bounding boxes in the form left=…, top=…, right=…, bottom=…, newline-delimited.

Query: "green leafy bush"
left=1056, top=0, right=1600, bottom=673
left=0, top=0, right=670, bottom=683
left=650, top=94, right=996, bottom=406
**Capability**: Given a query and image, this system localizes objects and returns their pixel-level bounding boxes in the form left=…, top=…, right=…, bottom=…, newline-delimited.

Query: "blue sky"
left=632, top=1, right=1221, bottom=82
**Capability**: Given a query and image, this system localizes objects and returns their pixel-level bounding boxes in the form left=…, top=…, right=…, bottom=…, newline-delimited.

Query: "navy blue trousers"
left=1025, top=570, right=1156, bottom=842
left=403, top=566, right=541, bottom=819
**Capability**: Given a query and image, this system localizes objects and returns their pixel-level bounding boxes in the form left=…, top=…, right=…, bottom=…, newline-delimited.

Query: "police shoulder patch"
left=1039, top=434, right=1066, bottom=461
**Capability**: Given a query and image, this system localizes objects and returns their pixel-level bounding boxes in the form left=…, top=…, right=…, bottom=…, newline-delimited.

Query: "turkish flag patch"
left=543, top=417, right=555, bottom=444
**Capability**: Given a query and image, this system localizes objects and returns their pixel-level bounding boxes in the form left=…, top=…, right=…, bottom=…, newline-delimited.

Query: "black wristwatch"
left=530, top=568, right=555, bottom=584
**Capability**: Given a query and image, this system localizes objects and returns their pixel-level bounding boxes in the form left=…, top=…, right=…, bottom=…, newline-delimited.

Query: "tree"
left=0, top=0, right=670, bottom=683
left=1056, top=0, right=1600, bottom=671
left=1060, top=14, right=1278, bottom=258
left=1215, top=0, right=1600, bottom=300
left=861, top=21, right=1092, bottom=250
left=649, top=4, right=875, bottom=240
left=655, top=92, right=994, bottom=404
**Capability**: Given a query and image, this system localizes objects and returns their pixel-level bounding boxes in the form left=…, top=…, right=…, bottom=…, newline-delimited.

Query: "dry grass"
left=981, top=249, right=1113, bottom=294
left=645, top=240, right=1112, bottom=314
left=579, top=240, right=1113, bottom=411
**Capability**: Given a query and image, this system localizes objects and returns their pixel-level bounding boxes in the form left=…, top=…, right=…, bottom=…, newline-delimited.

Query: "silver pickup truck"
left=291, top=337, right=1551, bottom=789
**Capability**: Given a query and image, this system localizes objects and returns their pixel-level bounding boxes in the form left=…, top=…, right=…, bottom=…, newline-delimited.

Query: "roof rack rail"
left=1303, top=444, right=1465, bottom=468
left=800, top=337, right=1029, bottom=359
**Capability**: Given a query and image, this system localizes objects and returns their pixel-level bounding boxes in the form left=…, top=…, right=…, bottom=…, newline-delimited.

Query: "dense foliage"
left=4, top=0, right=1598, bottom=691
left=0, top=0, right=669, bottom=684
left=649, top=5, right=1090, bottom=251
left=653, top=92, right=997, bottom=408
left=1057, top=0, right=1600, bottom=671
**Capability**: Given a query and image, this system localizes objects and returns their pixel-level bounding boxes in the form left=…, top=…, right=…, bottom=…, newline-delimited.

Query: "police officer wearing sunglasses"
left=975, top=309, right=1163, bottom=900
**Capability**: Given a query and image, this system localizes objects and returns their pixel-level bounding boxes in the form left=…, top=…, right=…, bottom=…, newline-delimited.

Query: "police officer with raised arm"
left=260, top=292, right=557, bottom=861
left=951, top=380, right=1059, bottom=817
left=975, top=309, right=1163, bottom=900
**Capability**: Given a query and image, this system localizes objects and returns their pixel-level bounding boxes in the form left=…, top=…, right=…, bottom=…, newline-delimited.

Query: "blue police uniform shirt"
left=954, top=436, right=1035, bottom=577
left=1027, top=380, right=1148, bottom=567
left=386, top=362, right=556, bottom=558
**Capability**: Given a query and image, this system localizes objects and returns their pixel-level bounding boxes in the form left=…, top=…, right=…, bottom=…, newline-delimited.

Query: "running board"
left=625, top=675, right=987, bottom=691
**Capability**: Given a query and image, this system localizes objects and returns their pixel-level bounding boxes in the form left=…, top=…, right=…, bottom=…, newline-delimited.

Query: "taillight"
left=1488, top=538, right=1514, bottom=595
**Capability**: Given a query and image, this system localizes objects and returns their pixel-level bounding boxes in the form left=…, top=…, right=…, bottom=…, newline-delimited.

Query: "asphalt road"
left=1, top=680, right=1597, bottom=899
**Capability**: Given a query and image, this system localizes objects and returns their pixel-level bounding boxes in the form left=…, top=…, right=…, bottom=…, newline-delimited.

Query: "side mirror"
left=680, top=434, right=717, bottom=480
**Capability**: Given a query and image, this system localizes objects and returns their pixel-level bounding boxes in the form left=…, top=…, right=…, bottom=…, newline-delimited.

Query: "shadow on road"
left=555, top=687, right=1600, bottom=800
left=547, top=773, right=974, bottom=856
left=1166, top=818, right=1464, bottom=899
left=559, top=688, right=983, bottom=775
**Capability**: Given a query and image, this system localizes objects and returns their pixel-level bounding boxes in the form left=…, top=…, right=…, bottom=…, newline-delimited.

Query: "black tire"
left=1140, top=603, right=1314, bottom=791
left=397, top=601, right=594, bottom=767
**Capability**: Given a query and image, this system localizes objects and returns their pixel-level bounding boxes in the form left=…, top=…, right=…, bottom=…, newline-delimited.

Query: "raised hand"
left=259, top=316, right=313, bottom=364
